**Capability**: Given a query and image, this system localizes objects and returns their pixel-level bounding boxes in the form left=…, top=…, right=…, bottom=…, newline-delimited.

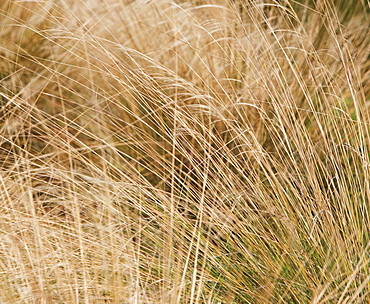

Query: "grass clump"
left=0, top=0, right=369, bottom=303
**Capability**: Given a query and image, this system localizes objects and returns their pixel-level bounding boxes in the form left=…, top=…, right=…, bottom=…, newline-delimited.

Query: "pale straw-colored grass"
left=0, top=0, right=369, bottom=303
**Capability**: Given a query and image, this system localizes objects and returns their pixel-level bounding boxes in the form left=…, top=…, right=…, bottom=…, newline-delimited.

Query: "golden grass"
left=0, top=0, right=369, bottom=303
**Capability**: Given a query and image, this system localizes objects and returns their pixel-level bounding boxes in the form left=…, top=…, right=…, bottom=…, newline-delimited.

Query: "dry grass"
left=0, top=0, right=369, bottom=303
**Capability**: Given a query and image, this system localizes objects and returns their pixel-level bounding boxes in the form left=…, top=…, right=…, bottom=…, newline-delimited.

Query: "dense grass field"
left=0, top=0, right=369, bottom=303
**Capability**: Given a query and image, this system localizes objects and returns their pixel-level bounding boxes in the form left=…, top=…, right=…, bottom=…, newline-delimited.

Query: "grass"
left=0, top=0, right=369, bottom=303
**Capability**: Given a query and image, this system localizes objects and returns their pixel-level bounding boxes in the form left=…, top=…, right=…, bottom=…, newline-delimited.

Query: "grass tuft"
left=0, top=0, right=369, bottom=303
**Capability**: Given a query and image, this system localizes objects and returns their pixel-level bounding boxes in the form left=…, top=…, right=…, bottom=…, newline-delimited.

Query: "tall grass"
left=0, top=0, right=369, bottom=303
